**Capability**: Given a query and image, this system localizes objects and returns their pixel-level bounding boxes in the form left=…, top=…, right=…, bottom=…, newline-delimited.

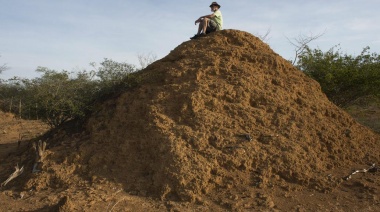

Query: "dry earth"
left=0, top=30, right=379, bottom=211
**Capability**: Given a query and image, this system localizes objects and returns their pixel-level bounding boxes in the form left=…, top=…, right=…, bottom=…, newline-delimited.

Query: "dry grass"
left=344, top=95, right=380, bottom=133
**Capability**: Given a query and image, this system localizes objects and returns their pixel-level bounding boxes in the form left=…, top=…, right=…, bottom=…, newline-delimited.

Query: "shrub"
left=297, top=46, right=380, bottom=105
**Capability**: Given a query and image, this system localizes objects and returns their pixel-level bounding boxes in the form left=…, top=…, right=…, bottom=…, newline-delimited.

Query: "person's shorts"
left=206, top=19, right=218, bottom=33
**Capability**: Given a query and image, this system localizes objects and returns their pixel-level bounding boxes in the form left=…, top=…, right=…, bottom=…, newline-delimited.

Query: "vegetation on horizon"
left=0, top=59, right=140, bottom=127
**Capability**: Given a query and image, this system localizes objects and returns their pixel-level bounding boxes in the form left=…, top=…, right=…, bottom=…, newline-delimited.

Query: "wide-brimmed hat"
left=209, top=2, right=221, bottom=8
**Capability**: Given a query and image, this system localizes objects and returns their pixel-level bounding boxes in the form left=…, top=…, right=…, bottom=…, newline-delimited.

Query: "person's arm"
left=195, top=13, right=216, bottom=24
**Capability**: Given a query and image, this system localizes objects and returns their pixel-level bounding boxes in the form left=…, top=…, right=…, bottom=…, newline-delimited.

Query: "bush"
left=0, top=58, right=141, bottom=128
left=297, top=46, right=380, bottom=105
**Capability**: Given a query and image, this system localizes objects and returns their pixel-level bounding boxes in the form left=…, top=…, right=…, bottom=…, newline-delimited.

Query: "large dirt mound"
left=15, top=30, right=380, bottom=210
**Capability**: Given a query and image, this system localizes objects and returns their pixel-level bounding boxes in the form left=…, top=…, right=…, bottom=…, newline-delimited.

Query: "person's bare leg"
left=197, top=21, right=203, bottom=34
left=202, top=18, right=209, bottom=34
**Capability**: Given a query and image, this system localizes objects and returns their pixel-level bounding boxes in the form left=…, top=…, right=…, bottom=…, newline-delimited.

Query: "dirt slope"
left=1, top=30, right=379, bottom=211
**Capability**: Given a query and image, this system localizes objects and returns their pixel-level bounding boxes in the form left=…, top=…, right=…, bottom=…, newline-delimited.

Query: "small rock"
left=244, top=134, right=252, bottom=141
left=243, top=203, right=252, bottom=208
left=268, top=200, right=275, bottom=208
left=195, top=196, right=204, bottom=205
left=19, top=191, right=26, bottom=199
left=229, top=194, right=239, bottom=200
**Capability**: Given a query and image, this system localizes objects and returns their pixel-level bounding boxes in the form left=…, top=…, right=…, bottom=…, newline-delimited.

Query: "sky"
left=1, top=0, right=379, bottom=79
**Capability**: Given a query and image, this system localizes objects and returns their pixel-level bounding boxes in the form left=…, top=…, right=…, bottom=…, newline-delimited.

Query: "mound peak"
left=22, top=30, right=380, bottom=209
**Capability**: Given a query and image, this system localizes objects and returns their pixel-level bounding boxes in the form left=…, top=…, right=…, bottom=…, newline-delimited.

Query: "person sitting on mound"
left=190, top=2, right=223, bottom=40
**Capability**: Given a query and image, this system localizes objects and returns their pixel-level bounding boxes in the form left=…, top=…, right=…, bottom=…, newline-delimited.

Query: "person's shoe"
left=198, top=33, right=206, bottom=37
left=190, top=34, right=199, bottom=39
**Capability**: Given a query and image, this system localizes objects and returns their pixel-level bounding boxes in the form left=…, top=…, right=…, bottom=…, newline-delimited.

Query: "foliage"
left=90, top=58, right=137, bottom=98
left=32, top=67, right=97, bottom=127
left=0, top=78, right=25, bottom=116
left=0, top=58, right=144, bottom=128
left=0, top=68, right=97, bottom=127
left=297, top=45, right=380, bottom=106
left=92, top=58, right=135, bottom=85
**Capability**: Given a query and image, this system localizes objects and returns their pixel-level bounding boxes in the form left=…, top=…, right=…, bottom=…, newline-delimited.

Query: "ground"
left=0, top=100, right=379, bottom=211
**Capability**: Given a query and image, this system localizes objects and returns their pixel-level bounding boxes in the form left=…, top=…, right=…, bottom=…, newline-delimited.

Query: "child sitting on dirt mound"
left=190, top=2, right=223, bottom=39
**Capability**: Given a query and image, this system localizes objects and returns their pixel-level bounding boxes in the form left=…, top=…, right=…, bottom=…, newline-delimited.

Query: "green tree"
left=22, top=67, right=96, bottom=127
left=0, top=77, right=26, bottom=114
left=297, top=46, right=380, bottom=105
left=0, top=58, right=139, bottom=128
left=90, top=58, right=138, bottom=100
left=91, top=58, right=135, bottom=86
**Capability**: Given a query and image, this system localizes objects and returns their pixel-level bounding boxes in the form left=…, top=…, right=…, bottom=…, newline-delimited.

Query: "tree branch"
left=286, top=30, right=326, bottom=65
left=1, top=164, right=24, bottom=187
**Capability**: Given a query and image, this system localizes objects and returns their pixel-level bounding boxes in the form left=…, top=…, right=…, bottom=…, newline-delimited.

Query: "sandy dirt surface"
left=0, top=111, right=50, bottom=211
left=1, top=30, right=379, bottom=211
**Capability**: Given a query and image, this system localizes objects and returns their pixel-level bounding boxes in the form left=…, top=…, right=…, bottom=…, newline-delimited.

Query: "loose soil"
left=1, top=30, right=379, bottom=211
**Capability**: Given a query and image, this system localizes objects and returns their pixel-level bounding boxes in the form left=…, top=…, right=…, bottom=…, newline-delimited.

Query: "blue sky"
left=1, top=0, right=379, bottom=79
